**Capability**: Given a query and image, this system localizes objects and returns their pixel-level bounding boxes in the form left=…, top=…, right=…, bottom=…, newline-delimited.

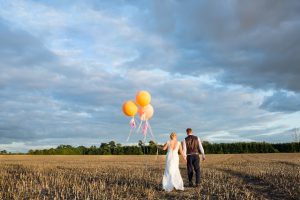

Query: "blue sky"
left=0, top=0, right=300, bottom=152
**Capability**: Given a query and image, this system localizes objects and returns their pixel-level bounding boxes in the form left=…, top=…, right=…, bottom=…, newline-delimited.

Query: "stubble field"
left=0, top=153, right=299, bottom=200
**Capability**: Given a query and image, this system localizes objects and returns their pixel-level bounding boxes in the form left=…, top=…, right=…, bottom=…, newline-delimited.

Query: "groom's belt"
left=186, top=153, right=199, bottom=156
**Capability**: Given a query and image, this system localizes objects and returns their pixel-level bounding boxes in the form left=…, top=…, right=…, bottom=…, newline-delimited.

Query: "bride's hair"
left=170, top=132, right=176, bottom=139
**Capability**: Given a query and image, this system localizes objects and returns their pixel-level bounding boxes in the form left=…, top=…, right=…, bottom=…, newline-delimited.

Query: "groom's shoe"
left=188, top=182, right=194, bottom=187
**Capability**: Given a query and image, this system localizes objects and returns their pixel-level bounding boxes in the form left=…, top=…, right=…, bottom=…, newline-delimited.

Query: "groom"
left=182, top=128, right=205, bottom=187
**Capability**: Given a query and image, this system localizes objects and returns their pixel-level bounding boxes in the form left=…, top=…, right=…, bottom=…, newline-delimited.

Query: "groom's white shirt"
left=182, top=136, right=205, bottom=157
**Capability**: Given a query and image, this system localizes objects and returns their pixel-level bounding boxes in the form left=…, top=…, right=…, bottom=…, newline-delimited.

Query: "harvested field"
left=0, top=153, right=299, bottom=200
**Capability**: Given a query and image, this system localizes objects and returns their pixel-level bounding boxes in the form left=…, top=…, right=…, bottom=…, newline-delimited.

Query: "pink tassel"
left=130, top=118, right=136, bottom=128
left=126, top=117, right=136, bottom=142
left=142, top=121, right=148, bottom=135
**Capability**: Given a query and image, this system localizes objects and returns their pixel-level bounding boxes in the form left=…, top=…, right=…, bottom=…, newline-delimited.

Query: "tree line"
left=203, top=142, right=300, bottom=154
left=25, top=141, right=300, bottom=155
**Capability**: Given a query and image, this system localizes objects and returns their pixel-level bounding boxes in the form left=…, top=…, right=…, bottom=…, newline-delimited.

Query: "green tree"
left=99, top=143, right=111, bottom=155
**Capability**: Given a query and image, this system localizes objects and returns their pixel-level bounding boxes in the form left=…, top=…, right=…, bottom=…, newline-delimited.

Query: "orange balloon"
left=138, top=104, right=154, bottom=120
left=122, top=101, right=138, bottom=117
left=136, top=91, right=151, bottom=107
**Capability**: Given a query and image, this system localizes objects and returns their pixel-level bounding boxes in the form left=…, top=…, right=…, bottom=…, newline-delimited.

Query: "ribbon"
left=126, top=117, right=136, bottom=142
left=130, top=118, right=136, bottom=128
left=136, top=113, right=145, bottom=133
left=142, top=121, right=148, bottom=135
left=147, top=121, right=155, bottom=140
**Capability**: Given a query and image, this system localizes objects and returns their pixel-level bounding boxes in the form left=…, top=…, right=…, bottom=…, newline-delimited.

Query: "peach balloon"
left=136, top=91, right=151, bottom=107
left=122, top=101, right=138, bottom=117
left=138, top=104, right=154, bottom=120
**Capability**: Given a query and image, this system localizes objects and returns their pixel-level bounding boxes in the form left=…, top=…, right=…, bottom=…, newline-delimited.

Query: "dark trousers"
left=187, top=154, right=200, bottom=184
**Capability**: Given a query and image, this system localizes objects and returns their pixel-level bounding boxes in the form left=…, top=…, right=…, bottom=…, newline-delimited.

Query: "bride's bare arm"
left=162, top=142, right=168, bottom=151
left=179, top=144, right=187, bottom=161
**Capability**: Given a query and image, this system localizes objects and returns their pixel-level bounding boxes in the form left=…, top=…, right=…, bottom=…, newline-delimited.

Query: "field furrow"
left=0, top=154, right=299, bottom=200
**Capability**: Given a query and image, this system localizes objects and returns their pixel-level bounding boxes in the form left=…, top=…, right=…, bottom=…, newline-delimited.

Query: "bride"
left=162, top=132, right=186, bottom=192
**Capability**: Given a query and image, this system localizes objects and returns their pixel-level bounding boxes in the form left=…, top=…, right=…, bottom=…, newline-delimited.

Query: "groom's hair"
left=186, top=128, right=192, bottom=134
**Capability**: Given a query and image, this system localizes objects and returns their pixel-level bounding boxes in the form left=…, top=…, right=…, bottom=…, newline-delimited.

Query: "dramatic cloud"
left=0, top=0, right=299, bottom=152
left=260, top=91, right=300, bottom=112
left=130, top=0, right=300, bottom=93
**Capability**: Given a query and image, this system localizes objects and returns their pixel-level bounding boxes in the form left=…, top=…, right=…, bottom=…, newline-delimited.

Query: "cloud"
left=0, top=19, right=56, bottom=67
left=128, top=0, right=300, bottom=93
left=0, top=1, right=299, bottom=152
left=248, top=128, right=296, bottom=143
left=260, top=91, right=300, bottom=112
left=203, top=131, right=255, bottom=143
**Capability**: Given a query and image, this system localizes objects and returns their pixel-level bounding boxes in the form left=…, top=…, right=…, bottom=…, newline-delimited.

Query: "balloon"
left=122, top=101, right=138, bottom=117
left=138, top=104, right=154, bottom=120
left=136, top=91, right=151, bottom=107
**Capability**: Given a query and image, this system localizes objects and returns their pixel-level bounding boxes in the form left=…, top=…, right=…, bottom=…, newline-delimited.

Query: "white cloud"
left=0, top=0, right=299, bottom=152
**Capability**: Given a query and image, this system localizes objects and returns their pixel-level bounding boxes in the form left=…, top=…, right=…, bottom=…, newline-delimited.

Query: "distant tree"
left=26, top=140, right=300, bottom=155
left=114, top=143, right=124, bottom=155
left=148, top=140, right=158, bottom=155
left=99, top=143, right=111, bottom=155
left=88, top=145, right=98, bottom=155
left=77, top=146, right=88, bottom=155
left=138, top=140, right=144, bottom=147
left=0, top=150, right=7, bottom=154
left=108, top=141, right=116, bottom=148
left=293, top=128, right=300, bottom=143
left=149, top=140, right=156, bottom=146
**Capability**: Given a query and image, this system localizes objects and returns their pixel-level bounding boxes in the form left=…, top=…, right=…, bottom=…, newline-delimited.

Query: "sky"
left=0, top=0, right=300, bottom=152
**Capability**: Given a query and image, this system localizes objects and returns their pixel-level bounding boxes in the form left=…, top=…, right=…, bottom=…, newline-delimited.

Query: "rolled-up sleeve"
left=198, top=138, right=205, bottom=156
left=182, top=140, right=187, bottom=157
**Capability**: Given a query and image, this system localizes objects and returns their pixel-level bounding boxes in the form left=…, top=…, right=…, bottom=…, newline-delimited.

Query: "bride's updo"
left=170, top=132, right=177, bottom=139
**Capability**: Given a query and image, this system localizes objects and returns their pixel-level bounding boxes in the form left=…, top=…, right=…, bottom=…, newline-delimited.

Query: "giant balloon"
left=122, top=101, right=138, bottom=117
left=136, top=91, right=151, bottom=107
left=138, top=104, right=154, bottom=120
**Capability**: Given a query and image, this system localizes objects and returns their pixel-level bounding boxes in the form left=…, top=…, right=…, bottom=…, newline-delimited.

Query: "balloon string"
left=136, top=118, right=143, bottom=134
left=130, top=117, right=136, bottom=128
left=146, top=120, right=158, bottom=160
left=142, top=121, right=148, bottom=135
left=126, top=118, right=136, bottom=142
left=126, top=127, right=135, bottom=142
left=138, top=120, right=157, bottom=160
left=147, top=121, right=155, bottom=141
left=146, top=121, right=158, bottom=160
left=143, top=122, right=148, bottom=143
left=142, top=121, right=148, bottom=142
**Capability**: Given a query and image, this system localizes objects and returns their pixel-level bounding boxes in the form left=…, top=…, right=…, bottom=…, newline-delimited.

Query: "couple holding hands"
left=162, top=128, right=205, bottom=192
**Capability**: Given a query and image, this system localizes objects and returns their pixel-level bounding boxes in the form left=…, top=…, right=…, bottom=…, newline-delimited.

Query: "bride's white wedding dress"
left=162, top=141, right=184, bottom=192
